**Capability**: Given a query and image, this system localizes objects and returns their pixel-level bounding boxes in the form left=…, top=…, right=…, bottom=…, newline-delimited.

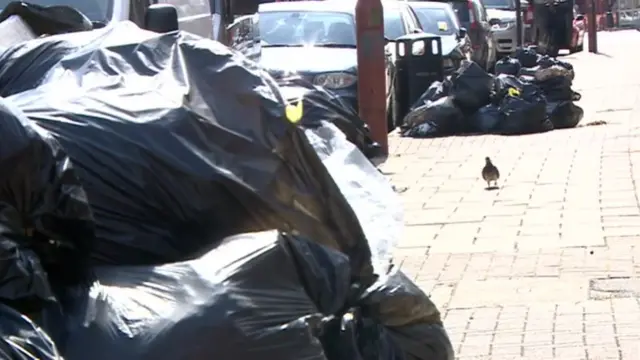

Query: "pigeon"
left=482, top=156, right=500, bottom=189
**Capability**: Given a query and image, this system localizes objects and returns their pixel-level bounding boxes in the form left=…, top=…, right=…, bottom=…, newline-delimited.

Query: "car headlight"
left=492, top=20, right=515, bottom=30
left=313, top=72, right=357, bottom=89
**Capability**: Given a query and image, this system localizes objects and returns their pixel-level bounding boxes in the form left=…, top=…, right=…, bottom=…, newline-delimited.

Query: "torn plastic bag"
left=401, top=97, right=466, bottom=137
left=537, top=55, right=574, bottom=73
left=61, top=230, right=351, bottom=360
left=534, top=64, right=574, bottom=82
left=449, top=60, right=493, bottom=113
left=277, top=77, right=382, bottom=160
left=358, top=267, right=454, bottom=360
left=546, top=101, right=584, bottom=129
left=0, top=2, right=92, bottom=36
left=494, top=57, right=521, bottom=76
left=495, top=94, right=552, bottom=135
left=514, top=46, right=540, bottom=68
left=8, top=23, right=375, bottom=281
left=469, top=104, right=501, bottom=133
left=0, top=303, right=62, bottom=360
left=410, top=80, right=450, bottom=110
left=0, top=97, right=94, bottom=287
left=303, top=122, right=403, bottom=270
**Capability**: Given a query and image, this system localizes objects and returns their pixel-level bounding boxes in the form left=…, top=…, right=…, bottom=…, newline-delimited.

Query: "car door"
left=474, top=0, right=495, bottom=59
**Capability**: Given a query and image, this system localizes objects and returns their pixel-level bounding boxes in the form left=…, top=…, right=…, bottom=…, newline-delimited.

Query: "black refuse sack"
left=6, top=23, right=374, bottom=282
left=546, top=101, right=584, bottom=129
left=0, top=303, right=62, bottom=360
left=494, top=57, right=522, bottom=76
left=0, top=2, right=92, bottom=36
left=514, top=46, right=540, bottom=68
left=469, top=104, right=501, bottom=133
left=535, top=75, right=575, bottom=102
left=277, top=77, right=382, bottom=159
left=401, top=96, right=466, bottom=137
left=359, top=268, right=454, bottom=360
left=491, top=74, right=526, bottom=104
left=410, top=80, right=450, bottom=110
left=449, top=60, right=493, bottom=113
left=495, top=92, right=552, bottom=135
left=61, top=231, right=351, bottom=360
left=0, top=97, right=94, bottom=287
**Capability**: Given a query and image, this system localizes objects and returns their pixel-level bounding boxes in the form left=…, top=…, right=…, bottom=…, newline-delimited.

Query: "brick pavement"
left=382, top=31, right=640, bottom=359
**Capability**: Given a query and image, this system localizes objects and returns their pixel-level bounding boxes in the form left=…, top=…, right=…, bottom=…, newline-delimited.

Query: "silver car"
left=484, top=0, right=528, bottom=55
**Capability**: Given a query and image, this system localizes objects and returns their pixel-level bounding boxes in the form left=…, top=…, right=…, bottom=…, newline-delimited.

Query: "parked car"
left=570, top=7, right=585, bottom=53
left=482, top=0, right=529, bottom=56
left=248, top=0, right=426, bottom=131
left=408, top=1, right=473, bottom=74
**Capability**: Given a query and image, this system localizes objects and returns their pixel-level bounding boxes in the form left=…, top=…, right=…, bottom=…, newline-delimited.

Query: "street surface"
left=383, top=31, right=640, bottom=359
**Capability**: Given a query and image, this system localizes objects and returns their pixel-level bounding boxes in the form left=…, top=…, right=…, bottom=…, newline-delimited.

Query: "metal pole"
left=588, top=0, right=598, bottom=52
left=355, top=0, right=388, bottom=155
left=515, top=0, right=523, bottom=46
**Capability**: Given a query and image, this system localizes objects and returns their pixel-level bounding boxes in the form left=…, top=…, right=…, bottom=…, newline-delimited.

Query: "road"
left=382, top=30, right=640, bottom=359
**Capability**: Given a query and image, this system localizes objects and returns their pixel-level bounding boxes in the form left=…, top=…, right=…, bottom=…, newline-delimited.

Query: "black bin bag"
left=494, top=57, right=521, bottom=76
left=0, top=302, right=62, bottom=360
left=5, top=23, right=375, bottom=281
left=449, top=60, right=493, bottom=113
left=495, top=93, right=552, bottom=135
left=61, top=230, right=351, bottom=360
left=546, top=101, right=584, bottom=129
left=0, top=97, right=94, bottom=287
left=401, top=97, right=465, bottom=138
left=277, top=77, right=381, bottom=159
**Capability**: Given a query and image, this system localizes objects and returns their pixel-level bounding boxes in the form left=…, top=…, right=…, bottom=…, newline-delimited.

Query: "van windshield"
left=0, top=0, right=113, bottom=22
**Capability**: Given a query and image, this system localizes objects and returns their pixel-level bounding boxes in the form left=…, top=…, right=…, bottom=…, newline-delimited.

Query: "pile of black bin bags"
left=0, top=22, right=454, bottom=360
left=402, top=46, right=583, bottom=137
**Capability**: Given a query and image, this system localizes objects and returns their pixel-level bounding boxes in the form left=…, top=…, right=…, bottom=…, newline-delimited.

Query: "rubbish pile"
left=0, top=13, right=453, bottom=360
left=402, top=46, right=583, bottom=137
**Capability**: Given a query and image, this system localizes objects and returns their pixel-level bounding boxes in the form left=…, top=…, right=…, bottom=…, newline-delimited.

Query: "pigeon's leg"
left=493, top=180, right=498, bottom=187
left=486, top=181, right=491, bottom=189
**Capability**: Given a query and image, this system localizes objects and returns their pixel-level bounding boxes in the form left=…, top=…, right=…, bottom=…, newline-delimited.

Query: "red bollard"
left=355, top=0, right=388, bottom=155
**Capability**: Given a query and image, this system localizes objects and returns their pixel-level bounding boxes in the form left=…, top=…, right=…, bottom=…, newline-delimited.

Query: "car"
left=407, top=1, right=473, bottom=74
left=251, top=0, right=426, bottom=131
left=482, top=0, right=529, bottom=56
left=440, top=0, right=497, bottom=70
left=570, top=8, right=585, bottom=53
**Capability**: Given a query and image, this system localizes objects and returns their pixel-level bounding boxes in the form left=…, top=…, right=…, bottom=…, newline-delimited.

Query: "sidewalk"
left=382, top=31, right=640, bottom=359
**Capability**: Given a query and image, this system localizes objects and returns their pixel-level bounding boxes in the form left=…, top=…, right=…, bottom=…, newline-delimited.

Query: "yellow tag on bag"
left=285, top=99, right=303, bottom=123
left=507, top=87, right=520, bottom=97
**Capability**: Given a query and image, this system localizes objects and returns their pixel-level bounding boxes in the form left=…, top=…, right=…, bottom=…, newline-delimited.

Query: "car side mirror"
left=458, top=27, right=467, bottom=38
left=412, top=28, right=423, bottom=34
left=575, top=14, right=585, bottom=21
left=145, top=4, right=179, bottom=33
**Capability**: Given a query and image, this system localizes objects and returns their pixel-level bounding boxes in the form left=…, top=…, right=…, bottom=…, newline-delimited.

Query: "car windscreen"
left=383, top=7, right=406, bottom=40
left=0, top=0, right=113, bottom=22
left=259, top=11, right=356, bottom=47
left=413, top=7, right=458, bottom=35
left=483, top=0, right=513, bottom=9
left=448, top=1, right=470, bottom=23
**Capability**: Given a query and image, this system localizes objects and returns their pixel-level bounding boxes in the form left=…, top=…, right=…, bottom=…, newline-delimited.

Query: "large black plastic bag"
left=277, top=77, right=382, bottom=159
left=449, top=60, right=493, bottom=113
left=401, top=97, right=465, bottom=137
left=546, top=101, right=584, bottom=129
left=494, top=57, right=521, bottom=76
left=303, top=122, right=403, bottom=271
left=0, top=97, right=94, bottom=287
left=7, top=23, right=375, bottom=281
left=535, top=75, right=574, bottom=102
left=469, top=104, right=501, bottom=133
left=60, top=230, right=351, bottom=360
left=495, top=89, right=552, bottom=135
left=0, top=303, right=62, bottom=360
left=359, top=268, right=454, bottom=360
left=514, top=46, right=540, bottom=68
left=410, top=80, right=450, bottom=110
